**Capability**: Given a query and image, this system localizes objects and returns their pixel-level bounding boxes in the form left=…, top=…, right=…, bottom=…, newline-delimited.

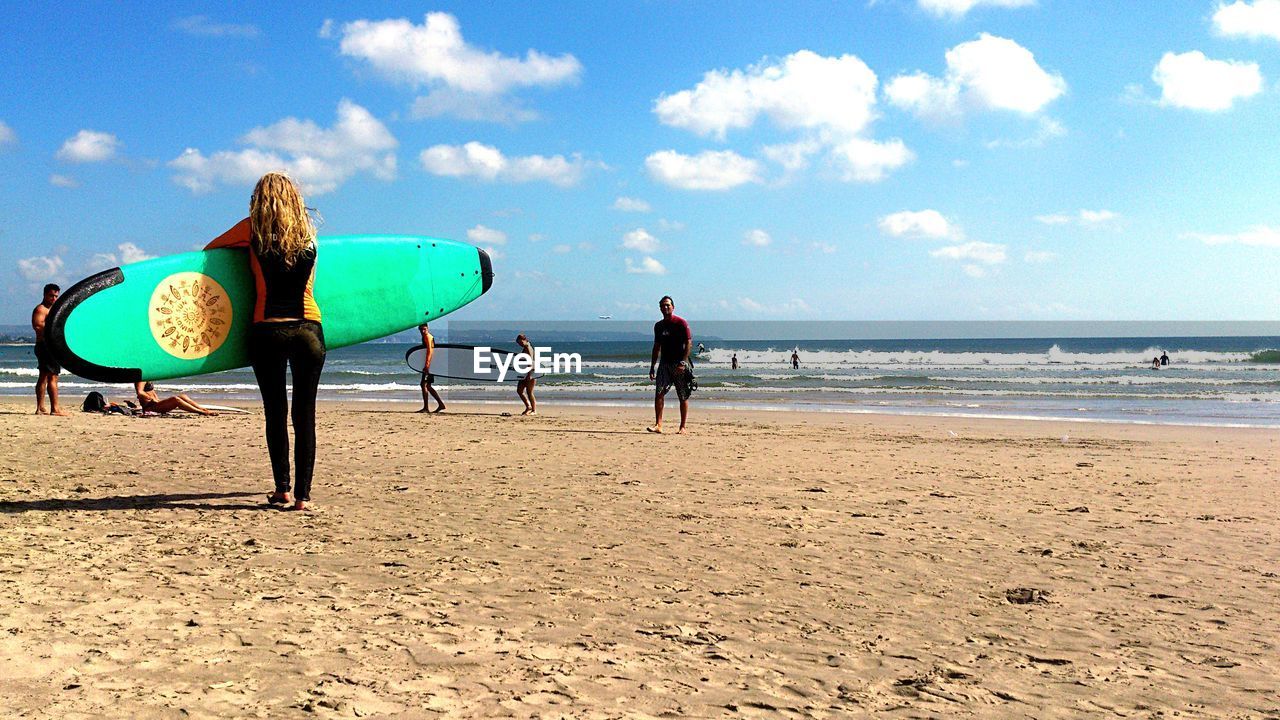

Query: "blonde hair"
left=250, top=172, right=316, bottom=267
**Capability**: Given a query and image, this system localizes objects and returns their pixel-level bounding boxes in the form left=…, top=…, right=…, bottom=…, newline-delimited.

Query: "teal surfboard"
left=45, top=236, right=493, bottom=382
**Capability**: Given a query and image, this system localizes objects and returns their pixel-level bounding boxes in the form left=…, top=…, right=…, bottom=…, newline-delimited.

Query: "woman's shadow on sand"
left=0, top=491, right=268, bottom=513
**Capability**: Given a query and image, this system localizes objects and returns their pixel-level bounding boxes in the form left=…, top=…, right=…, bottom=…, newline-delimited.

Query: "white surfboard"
left=202, top=404, right=252, bottom=414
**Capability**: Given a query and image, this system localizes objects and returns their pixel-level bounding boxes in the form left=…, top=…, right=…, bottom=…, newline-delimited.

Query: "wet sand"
left=0, top=399, right=1276, bottom=718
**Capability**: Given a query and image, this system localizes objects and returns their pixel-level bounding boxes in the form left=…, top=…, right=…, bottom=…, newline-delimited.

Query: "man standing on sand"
left=31, top=283, right=65, bottom=416
left=417, top=323, right=445, bottom=413
left=648, top=295, right=693, bottom=434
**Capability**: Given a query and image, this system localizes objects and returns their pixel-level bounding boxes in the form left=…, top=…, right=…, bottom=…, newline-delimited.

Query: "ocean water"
left=5, top=336, right=1280, bottom=427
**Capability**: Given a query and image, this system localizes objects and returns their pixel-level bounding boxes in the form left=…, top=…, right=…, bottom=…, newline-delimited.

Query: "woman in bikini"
left=134, top=381, right=218, bottom=416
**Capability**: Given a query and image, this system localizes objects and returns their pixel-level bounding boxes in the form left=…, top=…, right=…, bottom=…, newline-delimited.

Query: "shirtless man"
left=32, top=284, right=65, bottom=416
left=417, top=323, right=446, bottom=413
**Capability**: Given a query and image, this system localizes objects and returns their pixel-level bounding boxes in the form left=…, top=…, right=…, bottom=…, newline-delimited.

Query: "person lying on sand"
left=134, top=381, right=218, bottom=416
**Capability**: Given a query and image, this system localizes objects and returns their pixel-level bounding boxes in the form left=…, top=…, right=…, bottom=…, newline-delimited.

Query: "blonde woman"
left=206, top=172, right=325, bottom=511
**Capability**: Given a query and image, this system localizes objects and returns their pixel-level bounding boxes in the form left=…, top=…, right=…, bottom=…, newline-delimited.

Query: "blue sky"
left=3, top=0, right=1280, bottom=325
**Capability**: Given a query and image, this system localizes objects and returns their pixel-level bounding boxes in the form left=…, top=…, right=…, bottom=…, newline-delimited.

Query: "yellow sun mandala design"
left=149, top=272, right=233, bottom=360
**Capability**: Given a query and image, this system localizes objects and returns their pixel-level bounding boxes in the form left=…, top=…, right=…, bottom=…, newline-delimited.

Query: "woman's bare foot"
left=267, top=491, right=290, bottom=506
left=646, top=425, right=663, bottom=433
left=292, top=500, right=311, bottom=512
left=433, top=405, right=446, bottom=413
left=416, top=407, right=430, bottom=413
left=676, top=426, right=687, bottom=434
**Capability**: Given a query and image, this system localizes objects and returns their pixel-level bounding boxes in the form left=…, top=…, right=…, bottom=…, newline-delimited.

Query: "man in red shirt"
left=648, top=295, right=693, bottom=433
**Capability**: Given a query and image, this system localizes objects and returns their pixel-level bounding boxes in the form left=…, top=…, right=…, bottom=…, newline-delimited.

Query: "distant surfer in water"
left=417, top=323, right=445, bottom=413
left=791, top=350, right=800, bottom=369
left=516, top=333, right=537, bottom=415
left=206, top=172, right=325, bottom=512
left=648, top=295, right=692, bottom=434
left=134, top=381, right=218, bottom=416
left=31, top=283, right=65, bottom=416
left=731, top=353, right=739, bottom=370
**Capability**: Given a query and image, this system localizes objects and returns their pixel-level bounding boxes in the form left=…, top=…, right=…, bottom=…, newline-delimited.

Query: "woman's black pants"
left=248, top=321, right=326, bottom=501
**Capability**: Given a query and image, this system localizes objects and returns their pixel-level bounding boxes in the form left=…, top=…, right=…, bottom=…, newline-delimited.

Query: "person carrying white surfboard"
left=417, top=323, right=445, bottom=414
left=648, top=295, right=693, bottom=434
left=205, top=172, right=325, bottom=512
left=516, top=333, right=537, bottom=415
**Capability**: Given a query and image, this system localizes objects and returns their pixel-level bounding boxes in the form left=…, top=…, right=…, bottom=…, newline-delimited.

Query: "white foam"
left=702, top=345, right=1254, bottom=368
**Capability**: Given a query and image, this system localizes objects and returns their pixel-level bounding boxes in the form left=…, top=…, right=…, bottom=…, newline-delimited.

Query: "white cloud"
left=173, top=15, right=261, bottom=38
left=84, top=243, right=155, bottom=270
left=17, top=255, right=65, bottom=283
left=878, top=209, right=958, bottom=239
left=654, top=50, right=879, bottom=139
left=169, top=99, right=397, bottom=195
left=56, top=130, right=121, bottom=163
left=625, top=256, right=667, bottom=275
left=1035, top=214, right=1072, bottom=225
left=930, top=241, right=1007, bottom=264
left=984, top=116, right=1067, bottom=149
left=467, top=225, right=507, bottom=246
left=420, top=141, right=588, bottom=186
left=653, top=50, right=912, bottom=184
left=621, top=229, right=660, bottom=253
left=1185, top=226, right=1280, bottom=247
left=1152, top=51, right=1261, bottom=111
left=118, top=242, right=153, bottom=263
left=0, top=121, right=14, bottom=146
left=613, top=196, right=651, bottom=212
left=1078, top=209, right=1117, bottom=225
left=887, top=34, right=1065, bottom=120
left=1024, top=250, right=1057, bottom=263
left=810, top=242, right=837, bottom=254
left=1037, top=209, right=1118, bottom=226
left=336, top=12, right=581, bottom=105
left=528, top=233, right=545, bottom=242
left=961, top=264, right=989, bottom=278
left=760, top=139, right=822, bottom=173
left=830, top=137, right=914, bottom=182
left=1213, top=0, right=1280, bottom=41
left=743, top=229, right=772, bottom=247
left=917, top=0, right=1035, bottom=18
left=552, top=244, right=573, bottom=254
left=49, top=174, right=79, bottom=188
left=644, top=149, right=762, bottom=190
left=735, top=297, right=812, bottom=314
left=410, top=89, right=537, bottom=123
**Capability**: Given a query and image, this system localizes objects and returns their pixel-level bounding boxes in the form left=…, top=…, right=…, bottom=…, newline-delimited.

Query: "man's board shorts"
left=420, top=371, right=436, bottom=384
left=34, top=340, right=60, bottom=375
left=655, top=361, right=695, bottom=401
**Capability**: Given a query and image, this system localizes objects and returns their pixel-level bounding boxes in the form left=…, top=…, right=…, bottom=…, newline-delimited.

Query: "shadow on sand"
left=0, top=491, right=267, bottom=513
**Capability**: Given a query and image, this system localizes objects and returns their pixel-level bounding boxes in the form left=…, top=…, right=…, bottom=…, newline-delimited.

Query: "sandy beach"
left=0, top=398, right=1276, bottom=718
